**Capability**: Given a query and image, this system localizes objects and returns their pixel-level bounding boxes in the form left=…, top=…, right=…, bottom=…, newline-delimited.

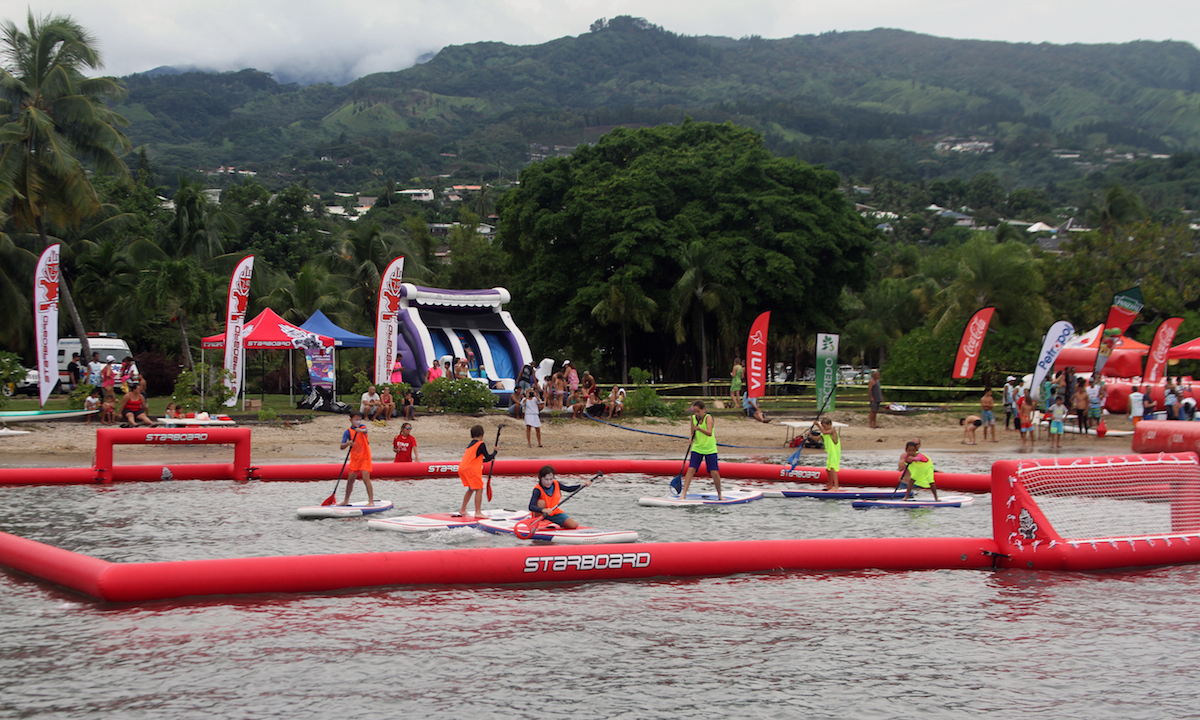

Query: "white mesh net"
left=1014, top=456, right=1200, bottom=541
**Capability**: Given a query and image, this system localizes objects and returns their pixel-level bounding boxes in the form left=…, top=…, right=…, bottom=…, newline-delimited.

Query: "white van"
left=58, top=335, right=136, bottom=385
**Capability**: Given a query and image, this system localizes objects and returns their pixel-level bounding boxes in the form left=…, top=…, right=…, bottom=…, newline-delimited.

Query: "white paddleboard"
left=0, top=427, right=31, bottom=437
left=638, top=488, right=764, bottom=507
left=476, top=518, right=638, bottom=544
left=852, top=495, right=974, bottom=509
left=297, top=500, right=394, bottom=518
left=367, top=508, right=527, bottom=533
left=761, top=488, right=905, bottom=500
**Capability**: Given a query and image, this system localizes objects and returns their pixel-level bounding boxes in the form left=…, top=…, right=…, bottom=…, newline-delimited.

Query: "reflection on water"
left=2, top=453, right=1199, bottom=719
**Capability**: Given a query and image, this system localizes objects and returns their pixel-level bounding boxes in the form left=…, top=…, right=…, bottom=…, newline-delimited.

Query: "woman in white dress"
left=523, top=389, right=545, bottom=447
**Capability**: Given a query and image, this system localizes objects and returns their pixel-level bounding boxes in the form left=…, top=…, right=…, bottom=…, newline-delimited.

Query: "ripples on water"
left=2, top=450, right=1198, bottom=719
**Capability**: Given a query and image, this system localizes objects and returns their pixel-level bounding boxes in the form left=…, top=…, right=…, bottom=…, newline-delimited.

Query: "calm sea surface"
left=2, top=449, right=1198, bottom=719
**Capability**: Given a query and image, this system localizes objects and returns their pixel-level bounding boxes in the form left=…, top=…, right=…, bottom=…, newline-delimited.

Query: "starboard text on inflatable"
left=524, top=552, right=652, bottom=573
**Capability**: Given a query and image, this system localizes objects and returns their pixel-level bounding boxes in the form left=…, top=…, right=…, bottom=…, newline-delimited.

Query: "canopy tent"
left=300, top=310, right=374, bottom=348
left=1168, top=336, right=1200, bottom=360
left=1055, top=329, right=1149, bottom=378
left=201, top=308, right=334, bottom=407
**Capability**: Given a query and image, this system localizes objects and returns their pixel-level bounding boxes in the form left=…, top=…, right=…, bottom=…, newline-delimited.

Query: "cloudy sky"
left=16, top=0, right=1200, bottom=85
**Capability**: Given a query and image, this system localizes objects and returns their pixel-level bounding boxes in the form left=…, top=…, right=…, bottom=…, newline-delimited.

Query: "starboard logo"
left=524, top=552, right=651, bottom=573
left=428, top=464, right=459, bottom=473
left=145, top=433, right=210, bottom=442
left=36, top=259, right=59, bottom=312
left=779, top=468, right=821, bottom=479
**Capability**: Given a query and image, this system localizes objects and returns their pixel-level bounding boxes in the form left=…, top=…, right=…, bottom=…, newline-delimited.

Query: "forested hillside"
left=118, top=18, right=1200, bottom=211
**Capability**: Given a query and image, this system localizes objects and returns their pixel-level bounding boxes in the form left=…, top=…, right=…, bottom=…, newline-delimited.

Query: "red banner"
left=952, top=307, right=995, bottom=379
left=223, top=255, right=255, bottom=406
left=745, top=311, right=770, bottom=398
left=1144, top=317, right=1184, bottom=383
left=34, top=244, right=60, bottom=408
left=374, top=256, right=406, bottom=385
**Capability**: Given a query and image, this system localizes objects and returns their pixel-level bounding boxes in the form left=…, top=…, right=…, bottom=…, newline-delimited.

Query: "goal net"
left=1003, top=454, right=1200, bottom=543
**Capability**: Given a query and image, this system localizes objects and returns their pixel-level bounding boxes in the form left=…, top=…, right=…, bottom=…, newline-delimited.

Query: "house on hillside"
left=399, top=189, right=434, bottom=202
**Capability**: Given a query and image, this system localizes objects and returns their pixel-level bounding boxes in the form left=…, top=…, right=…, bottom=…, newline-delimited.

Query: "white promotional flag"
left=223, top=256, right=255, bottom=406
left=1031, top=320, right=1075, bottom=397
left=374, top=256, right=406, bottom=384
left=33, top=244, right=60, bottom=407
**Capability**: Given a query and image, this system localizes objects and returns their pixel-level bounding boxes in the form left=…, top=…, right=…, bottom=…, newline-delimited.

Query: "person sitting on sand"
left=101, top=392, right=116, bottom=424
left=378, top=387, right=395, bottom=422
left=742, top=391, right=768, bottom=423
left=84, top=389, right=101, bottom=425
left=119, top=385, right=155, bottom=427
left=960, top=415, right=982, bottom=444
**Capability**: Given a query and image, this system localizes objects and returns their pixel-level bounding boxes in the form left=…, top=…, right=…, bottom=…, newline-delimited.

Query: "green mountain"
left=117, top=19, right=1200, bottom=195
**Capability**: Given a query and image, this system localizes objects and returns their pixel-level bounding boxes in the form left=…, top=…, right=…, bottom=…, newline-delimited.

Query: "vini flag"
left=223, top=255, right=255, bottom=406
left=1144, top=317, right=1184, bottom=383
left=952, top=307, right=995, bottom=379
left=745, top=311, right=770, bottom=399
left=374, top=256, right=406, bottom=385
left=33, top=244, right=60, bottom=408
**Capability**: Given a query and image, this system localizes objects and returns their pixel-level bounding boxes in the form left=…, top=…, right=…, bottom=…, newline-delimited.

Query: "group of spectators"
left=359, top=384, right=416, bottom=423
left=507, top=360, right=626, bottom=422
left=1128, top=378, right=1196, bottom=425
left=68, top=352, right=153, bottom=427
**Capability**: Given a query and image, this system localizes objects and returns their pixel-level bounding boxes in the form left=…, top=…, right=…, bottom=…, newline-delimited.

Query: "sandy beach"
left=0, top=407, right=1139, bottom=468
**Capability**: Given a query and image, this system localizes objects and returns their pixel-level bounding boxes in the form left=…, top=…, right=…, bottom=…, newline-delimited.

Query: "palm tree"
left=135, top=257, right=217, bottom=370
left=931, top=237, right=1049, bottom=337
left=1085, top=184, right=1145, bottom=236
left=267, top=262, right=356, bottom=326
left=0, top=12, right=132, bottom=359
left=0, top=227, right=36, bottom=351
left=671, top=241, right=740, bottom=385
left=166, top=175, right=238, bottom=261
left=73, top=236, right=139, bottom=334
left=325, top=221, right=414, bottom=326
left=591, top=272, right=658, bottom=384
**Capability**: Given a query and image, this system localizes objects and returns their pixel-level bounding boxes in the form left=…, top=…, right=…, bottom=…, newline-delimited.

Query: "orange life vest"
left=533, top=480, right=563, bottom=515
left=459, top=440, right=484, bottom=486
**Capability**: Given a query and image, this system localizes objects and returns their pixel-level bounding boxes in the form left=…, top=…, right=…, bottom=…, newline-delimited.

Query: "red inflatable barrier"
left=0, top=530, right=997, bottom=603
left=1132, top=420, right=1200, bottom=454
left=94, top=427, right=252, bottom=483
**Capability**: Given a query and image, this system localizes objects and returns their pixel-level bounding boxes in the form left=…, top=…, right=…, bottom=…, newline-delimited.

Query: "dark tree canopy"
left=498, top=119, right=877, bottom=380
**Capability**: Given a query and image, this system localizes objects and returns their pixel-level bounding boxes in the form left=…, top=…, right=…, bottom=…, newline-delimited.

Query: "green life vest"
left=691, top=414, right=717, bottom=454
left=909, top=455, right=935, bottom=488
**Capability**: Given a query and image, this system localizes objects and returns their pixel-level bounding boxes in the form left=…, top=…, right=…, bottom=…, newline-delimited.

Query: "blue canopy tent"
left=300, top=311, right=375, bottom=398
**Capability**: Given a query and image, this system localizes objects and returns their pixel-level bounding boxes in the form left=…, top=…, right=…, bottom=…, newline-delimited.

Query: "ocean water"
left=2, top=449, right=1198, bottom=719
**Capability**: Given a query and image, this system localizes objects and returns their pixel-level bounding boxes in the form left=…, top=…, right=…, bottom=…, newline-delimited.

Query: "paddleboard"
left=852, top=495, right=974, bottom=509
left=476, top=518, right=639, bottom=544
left=297, top=500, right=394, bottom=518
left=761, top=488, right=905, bottom=500
left=367, top=508, right=528, bottom=533
left=0, top=409, right=96, bottom=422
left=0, top=427, right=31, bottom=437
left=638, top=488, right=764, bottom=507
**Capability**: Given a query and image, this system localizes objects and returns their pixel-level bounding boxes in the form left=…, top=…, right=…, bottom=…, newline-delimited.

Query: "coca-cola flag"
left=223, top=256, right=255, bottom=406
left=745, top=311, right=770, bottom=399
left=374, top=257, right=406, bottom=384
left=1144, top=317, right=1184, bottom=383
left=33, top=244, right=60, bottom=407
left=952, top=307, right=995, bottom=379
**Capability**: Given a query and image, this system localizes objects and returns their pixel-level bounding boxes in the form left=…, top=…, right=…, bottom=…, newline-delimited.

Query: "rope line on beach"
left=580, top=412, right=785, bottom=450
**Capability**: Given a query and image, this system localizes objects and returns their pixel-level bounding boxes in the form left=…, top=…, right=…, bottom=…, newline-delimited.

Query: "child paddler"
left=900, top=445, right=938, bottom=501
left=807, top=418, right=841, bottom=491
left=528, top=465, right=592, bottom=529
left=339, top=412, right=375, bottom=506
left=456, top=424, right=498, bottom=518
left=679, top=400, right=723, bottom=500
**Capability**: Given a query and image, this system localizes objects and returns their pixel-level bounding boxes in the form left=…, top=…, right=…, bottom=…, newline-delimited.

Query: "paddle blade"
left=514, top=517, right=539, bottom=540
left=486, top=476, right=493, bottom=502
left=321, top=493, right=336, bottom=506
left=669, top=475, right=682, bottom=495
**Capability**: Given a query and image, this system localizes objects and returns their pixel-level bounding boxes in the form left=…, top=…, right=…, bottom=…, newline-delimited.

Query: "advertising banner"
left=33, top=244, right=60, bottom=407
left=374, top=257, right=406, bottom=385
left=1144, top=317, right=1184, bottom=383
left=815, top=332, right=839, bottom=412
left=952, top=307, right=995, bottom=379
left=223, top=256, right=255, bottom=406
left=1095, top=287, right=1144, bottom=376
left=1032, top=321, right=1075, bottom=397
left=745, top=311, right=770, bottom=399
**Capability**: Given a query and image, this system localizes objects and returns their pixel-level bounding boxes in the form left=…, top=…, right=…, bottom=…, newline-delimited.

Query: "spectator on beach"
left=605, top=386, right=626, bottom=419
left=1003, top=376, right=1017, bottom=431
left=550, top=372, right=567, bottom=411
left=868, top=370, right=883, bottom=429
left=84, top=388, right=101, bottom=424
left=742, top=391, right=768, bottom=423
left=100, top=392, right=116, bottom=424
left=426, top=360, right=443, bottom=383
left=378, top=387, right=395, bottom=422
left=392, top=423, right=418, bottom=462
left=1129, top=385, right=1145, bottom=427
left=119, top=385, right=155, bottom=427
left=730, top=357, right=743, bottom=410
left=1165, top=380, right=1178, bottom=421
left=1049, top=395, right=1068, bottom=450
left=584, top=382, right=605, bottom=418
left=401, top=389, right=415, bottom=420
left=87, top=352, right=105, bottom=385
left=1073, top=380, right=1090, bottom=434
left=564, top=361, right=579, bottom=395
left=100, top=355, right=117, bottom=396
left=66, top=353, right=81, bottom=392
left=960, top=415, right=982, bottom=445
left=523, top=388, right=544, bottom=447
left=360, top=385, right=382, bottom=420
left=1018, top=397, right=1035, bottom=450
left=516, top=362, right=534, bottom=390
left=1086, top=378, right=1102, bottom=428
left=980, top=388, right=996, bottom=442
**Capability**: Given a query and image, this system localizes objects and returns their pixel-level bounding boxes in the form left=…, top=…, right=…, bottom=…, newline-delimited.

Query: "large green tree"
left=497, top=119, right=876, bottom=380
left=0, top=12, right=131, bottom=359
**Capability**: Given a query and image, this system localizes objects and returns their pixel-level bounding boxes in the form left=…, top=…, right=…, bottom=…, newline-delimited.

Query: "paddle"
left=672, top=441, right=691, bottom=496
left=485, top=425, right=502, bottom=501
left=515, top=472, right=602, bottom=539
left=321, top=428, right=356, bottom=506
left=891, top=469, right=909, bottom=499
left=786, top=387, right=835, bottom=470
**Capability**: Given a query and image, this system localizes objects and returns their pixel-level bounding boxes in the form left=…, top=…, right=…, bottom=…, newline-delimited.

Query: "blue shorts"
left=689, top=451, right=719, bottom=472
left=542, top=512, right=569, bottom=526
left=981, top=410, right=994, bottom=425
left=1050, top=421, right=1064, bottom=435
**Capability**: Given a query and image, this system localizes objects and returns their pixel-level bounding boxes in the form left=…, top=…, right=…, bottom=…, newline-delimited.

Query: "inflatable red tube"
left=0, top=467, right=98, bottom=485
left=0, top=531, right=109, bottom=598
left=0, top=532, right=997, bottom=603
left=1132, top=420, right=1200, bottom=454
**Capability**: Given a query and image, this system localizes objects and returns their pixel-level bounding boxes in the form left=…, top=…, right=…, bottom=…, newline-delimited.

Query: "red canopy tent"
left=1168, top=336, right=1200, bottom=360
left=202, top=308, right=334, bottom=406
left=1055, top=334, right=1149, bottom=378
